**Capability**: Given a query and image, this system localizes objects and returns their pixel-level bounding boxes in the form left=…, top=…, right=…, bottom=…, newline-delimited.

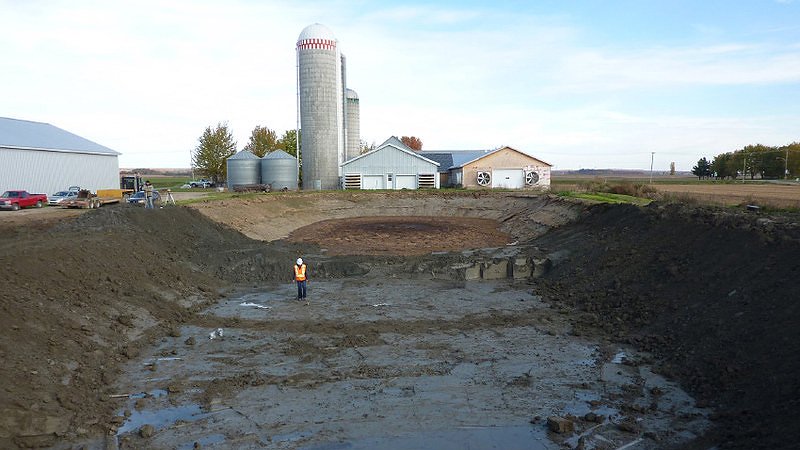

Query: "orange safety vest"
left=294, top=263, right=307, bottom=281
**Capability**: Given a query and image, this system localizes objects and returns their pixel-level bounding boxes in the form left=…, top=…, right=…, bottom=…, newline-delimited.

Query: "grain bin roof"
left=228, top=150, right=259, bottom=160
left=0, top=117, right=119, bottom=155
left=263, top=150, right=296, bottom=160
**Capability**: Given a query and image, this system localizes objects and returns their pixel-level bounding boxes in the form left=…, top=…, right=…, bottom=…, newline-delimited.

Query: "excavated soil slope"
left=0, top=191, right=798, bottom=449
left=533, top=202, right=800, bottom=449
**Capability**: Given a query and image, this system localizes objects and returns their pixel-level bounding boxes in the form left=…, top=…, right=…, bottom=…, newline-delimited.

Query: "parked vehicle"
left=0, top=190, right=48, bottom=211
left=188, top=179, right=213, bottom=188
left=60, top=189, right=121, bottom=209
left=127, top=190, right=161, bottom=205
left=49, top=190, right=79, bottom=206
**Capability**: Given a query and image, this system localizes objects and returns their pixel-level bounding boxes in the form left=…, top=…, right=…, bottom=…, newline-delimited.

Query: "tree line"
left=692, top=142, right=800, bottom=180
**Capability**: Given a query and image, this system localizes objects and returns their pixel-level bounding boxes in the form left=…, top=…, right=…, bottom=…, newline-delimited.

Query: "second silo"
left=297, top=23, right=342, bottom=190
left=345, top=88, right=360, bottom=161
left=227, top=150, right=261, bottom=189
left=261, top=150, right=298, bottom=191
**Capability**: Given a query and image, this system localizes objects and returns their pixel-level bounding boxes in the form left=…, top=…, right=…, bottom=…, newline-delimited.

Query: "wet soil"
left=1, top=191, right=798, bottom=449
left=287, top=216, right=511, bottom=256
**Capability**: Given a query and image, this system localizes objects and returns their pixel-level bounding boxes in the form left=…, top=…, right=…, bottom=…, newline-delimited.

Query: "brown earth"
left=1, top=191, right=799, bottom=449
left=287, top=216, right=511, bottom=255
left=655, top=183, right=800, bottom=209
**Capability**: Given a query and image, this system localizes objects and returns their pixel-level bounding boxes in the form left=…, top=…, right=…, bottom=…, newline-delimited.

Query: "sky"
left=1, top=0, right=799, bottom=171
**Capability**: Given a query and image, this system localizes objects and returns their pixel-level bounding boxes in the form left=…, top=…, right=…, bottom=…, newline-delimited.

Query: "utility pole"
left=189, top=148, right=195, bottom=180
left=742, top=154, right=747, bottom=184
left=785, top=147, right=790, bottom=180
left=649, top=152, right=655, bottom=184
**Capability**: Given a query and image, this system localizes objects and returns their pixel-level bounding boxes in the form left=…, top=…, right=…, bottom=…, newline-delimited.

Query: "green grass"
left=558, top=191, right=652, bottom=206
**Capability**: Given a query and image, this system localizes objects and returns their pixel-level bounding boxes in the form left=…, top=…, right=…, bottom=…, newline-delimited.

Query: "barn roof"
left=422, top=147, right=552, bottom=169
left=419, top=150, right=491, bottom=171
left=342, top=138, right=439, bottom=167
left=0, top=117, right=119, bottom=156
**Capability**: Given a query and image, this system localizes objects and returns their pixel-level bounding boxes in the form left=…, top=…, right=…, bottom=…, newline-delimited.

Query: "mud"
left=1, top=191, right=799, bottom=449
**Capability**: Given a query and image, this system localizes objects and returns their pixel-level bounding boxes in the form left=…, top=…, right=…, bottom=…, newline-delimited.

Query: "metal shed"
left=0, top=117, right=120, bottom=195
left=341, top=136, right=439, bottom=190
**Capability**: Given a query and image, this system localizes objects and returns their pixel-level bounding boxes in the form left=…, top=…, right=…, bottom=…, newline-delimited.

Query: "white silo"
left=297, top=23, right=343, bottom=190
left=345, top=88, right=360, bottom=161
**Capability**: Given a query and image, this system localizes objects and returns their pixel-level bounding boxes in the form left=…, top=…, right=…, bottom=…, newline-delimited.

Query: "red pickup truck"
left=0, top=190, right=48, bottom=211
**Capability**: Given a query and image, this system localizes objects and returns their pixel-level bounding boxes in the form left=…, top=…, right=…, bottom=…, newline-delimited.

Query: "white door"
left=395, top=175, right=416, bottom=190
left=362, top=175, right=384, bottom=190
left=491, top=169, right=524, bottom=188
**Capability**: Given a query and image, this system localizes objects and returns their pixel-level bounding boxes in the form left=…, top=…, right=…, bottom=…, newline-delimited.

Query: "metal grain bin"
left=261, top=150, right=298, bottom=191
left=226, top=150, right=261, bottom=189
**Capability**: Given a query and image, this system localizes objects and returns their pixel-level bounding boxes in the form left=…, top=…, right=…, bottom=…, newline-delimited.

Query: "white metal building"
left=0, top=117, right=120, bottom=195
left=341, top=136, right=440, bottom=190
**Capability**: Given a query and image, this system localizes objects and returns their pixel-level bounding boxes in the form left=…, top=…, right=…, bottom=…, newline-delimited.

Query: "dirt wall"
left=534, top=202, right=800, bottom=449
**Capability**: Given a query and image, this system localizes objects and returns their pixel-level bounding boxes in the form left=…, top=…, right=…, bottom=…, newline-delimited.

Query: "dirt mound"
left=0, top=207, right=256, bottom=447
left=533, top=202, right=800, bottom=449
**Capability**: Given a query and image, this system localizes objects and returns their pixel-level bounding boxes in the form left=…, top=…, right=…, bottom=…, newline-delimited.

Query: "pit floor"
left=92, top=275, right=709, bottom=449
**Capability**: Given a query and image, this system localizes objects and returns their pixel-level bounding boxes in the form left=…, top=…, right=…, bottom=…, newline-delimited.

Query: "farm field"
left=653, top=183, right=800, bottom=208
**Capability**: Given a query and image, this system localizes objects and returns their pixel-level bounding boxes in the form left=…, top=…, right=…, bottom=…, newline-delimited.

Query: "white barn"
left=0, top=117, right=120, bottom=195
left=341, top=137, right=440, bottom=189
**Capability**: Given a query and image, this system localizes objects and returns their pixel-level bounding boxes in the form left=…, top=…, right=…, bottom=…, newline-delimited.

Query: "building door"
left=362, top=175, right=384, bottom=190
left=394, top=175, right=416, bottom=190
left=491, top=169, right=524, bottom=188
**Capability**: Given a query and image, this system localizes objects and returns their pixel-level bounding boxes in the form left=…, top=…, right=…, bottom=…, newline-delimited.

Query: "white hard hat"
left=296, top=258, right=303, bottom=265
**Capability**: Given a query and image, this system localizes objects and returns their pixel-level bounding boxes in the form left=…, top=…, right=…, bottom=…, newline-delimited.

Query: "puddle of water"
left=117, top=404, right=204, bottom=435
left=129, top=389, right=168, bottom=399
left=177, top=433, right=226, bottom=450
left=564, top=391, right=619, bottom=418
left=240, top=301, right=271, bottom=309
left=273, top=430, right=314, bottom=444
left=301, top=425, right=554, bottom=450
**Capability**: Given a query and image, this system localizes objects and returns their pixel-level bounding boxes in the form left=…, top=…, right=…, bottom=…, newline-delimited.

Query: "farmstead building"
left=0, top=117, right=120, bottom=195
left=341, top=137, right=440, bottom=189
left=421, top=146, right=552, bottom=190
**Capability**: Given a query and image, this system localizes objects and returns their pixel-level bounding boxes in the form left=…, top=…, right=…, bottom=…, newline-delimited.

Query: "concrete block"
left=547, top=416, right=574, bottom=434
left=464, top=264, right=482, bottom=281
left=482, top=260, right=509, bottom=280
left=531, top=257, right=552, bottom=278
left=449, top=263, right=482, bottom=281
left=512, top=257, right=532, bottom=279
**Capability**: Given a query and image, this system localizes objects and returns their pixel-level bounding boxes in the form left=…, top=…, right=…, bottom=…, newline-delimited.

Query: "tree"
left=192, top=123, right=236, bottom=185
left=360, top=140, right=376, bottom=155
left=779, top=142, right=800, bottom=179
left=400, top=136, right=422, bottom=151
left=691, top=157, right=712, bottom=180
left=711, top=153, right=736, bottom=179
left=243, top=126, right=278, bottom=157
left=276, top=129, right=299, bottom=158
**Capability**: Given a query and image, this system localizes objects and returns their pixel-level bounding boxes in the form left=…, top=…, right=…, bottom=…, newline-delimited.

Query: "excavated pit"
left=1, top=191, right=798, bottom=449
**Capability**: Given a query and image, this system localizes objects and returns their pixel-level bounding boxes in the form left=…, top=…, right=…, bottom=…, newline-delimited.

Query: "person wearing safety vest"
left=293, top=257, right=308, bottom=302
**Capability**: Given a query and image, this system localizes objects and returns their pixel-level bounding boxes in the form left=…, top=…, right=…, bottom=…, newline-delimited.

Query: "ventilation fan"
left=525, top=170, right=539, bottom=185
left=477, top=171, right=491, bottom=186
